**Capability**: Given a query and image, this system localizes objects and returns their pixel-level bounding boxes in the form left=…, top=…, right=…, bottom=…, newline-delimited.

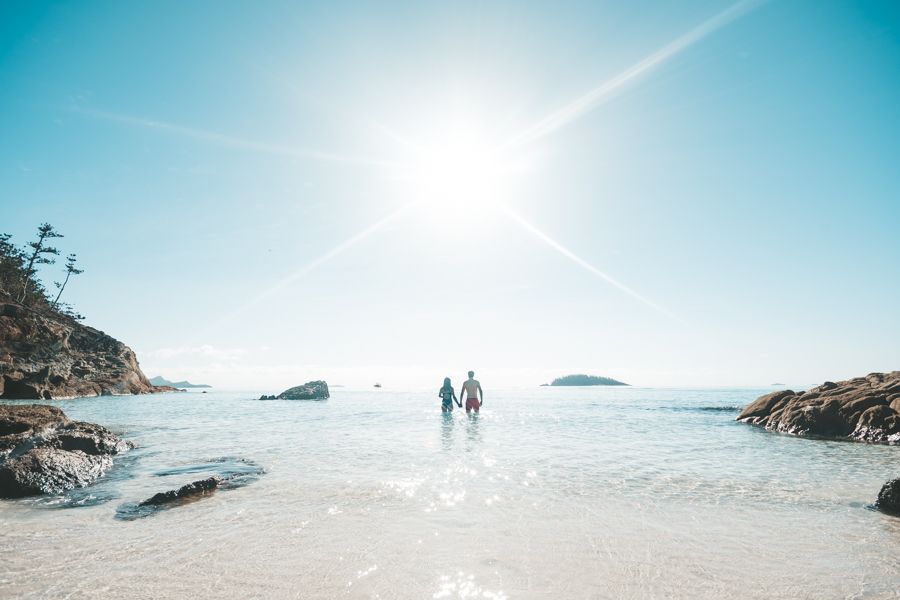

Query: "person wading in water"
left=438, top=377, right=460, bottom=412
left=460, top=371, right=483, bottom=414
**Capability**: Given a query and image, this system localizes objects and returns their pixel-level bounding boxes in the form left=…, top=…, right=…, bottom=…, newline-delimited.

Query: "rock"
left=0, top=299, right=177, bottom=399
left=258, top=394, right=277, bottom=400
left=272, top=381, right=329, bottom=400
left=0, top=404, right=132, bottom=498
left=736, top=371, right=900, bottom=444
left=139, top=476, right=220, bottom=506
left=876, top=478, right=900, bottom=515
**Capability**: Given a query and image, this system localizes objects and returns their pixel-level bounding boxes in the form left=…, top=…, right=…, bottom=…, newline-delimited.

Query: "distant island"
left=546, top=374, right=629, bottom=387
left=149, top=376, right=211, bottom=389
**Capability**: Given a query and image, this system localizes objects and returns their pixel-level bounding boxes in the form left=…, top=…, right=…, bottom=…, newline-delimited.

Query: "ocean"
left=1, top=387, right=898, bottom=599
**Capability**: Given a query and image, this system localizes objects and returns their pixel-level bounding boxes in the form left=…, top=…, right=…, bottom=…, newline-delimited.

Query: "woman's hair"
left=442, top=377, right=452, bottom=389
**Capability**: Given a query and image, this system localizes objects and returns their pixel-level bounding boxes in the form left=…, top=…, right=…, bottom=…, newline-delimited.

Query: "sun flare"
left=400, top=124, right=511, bottom=212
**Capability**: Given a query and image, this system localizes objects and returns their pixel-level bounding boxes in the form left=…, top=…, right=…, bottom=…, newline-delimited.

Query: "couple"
left=439, top=371, right=483, bottom=414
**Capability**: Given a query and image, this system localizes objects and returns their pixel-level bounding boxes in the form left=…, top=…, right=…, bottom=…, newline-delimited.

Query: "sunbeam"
left=501, top=205, right=675, bottom=317
left=502, top=0, right=766, bottom=150
left=195, top=202, right=414, bottom=340
left=73, top=107, right=399, bottom=169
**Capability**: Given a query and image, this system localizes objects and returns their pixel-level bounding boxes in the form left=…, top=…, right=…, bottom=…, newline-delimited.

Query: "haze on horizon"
left=2, top=1, right=899, bottom=390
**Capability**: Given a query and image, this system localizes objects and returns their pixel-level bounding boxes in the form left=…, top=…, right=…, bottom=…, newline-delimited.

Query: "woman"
left=438, top=377, right=460, bottom=412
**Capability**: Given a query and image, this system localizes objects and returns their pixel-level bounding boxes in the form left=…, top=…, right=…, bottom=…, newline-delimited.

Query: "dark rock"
left=139, top=476, right=220, bottom=506
left=0, top=448, right=112, bottom=497
left=259, top=394, right=277, bottom=400
left=274, top=381, right=329, bottom=400
left=0, top=404, right=132, bottom=498
left=876, top=478, right=900, bottom=515
left=0, top=299, right=176, bottom=399
left=737, top=371, right=900, bottom=444
left=116, top=458, right=265, bottom=520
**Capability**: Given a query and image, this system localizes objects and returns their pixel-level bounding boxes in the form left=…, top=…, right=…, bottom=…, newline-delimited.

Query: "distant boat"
left=374, top=383, right=382, bottom=388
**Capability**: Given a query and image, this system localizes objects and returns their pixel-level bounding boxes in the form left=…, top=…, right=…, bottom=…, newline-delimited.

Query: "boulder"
left=0, top=404, right=132, bottom=498
left=736, top=371, right=900, bottom=444
left=267, top=381, right=329, bottom=400
left=876, top=478, right=900, bottom=515
left=0, top=299, right=177, bottom=399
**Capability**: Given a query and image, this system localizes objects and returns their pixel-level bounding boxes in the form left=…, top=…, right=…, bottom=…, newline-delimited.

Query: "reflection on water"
left=1, top=388, right=899, bottom=599
left=441, top=411, right=455, bottom=452
left=465, top=412, right=482, bottom=448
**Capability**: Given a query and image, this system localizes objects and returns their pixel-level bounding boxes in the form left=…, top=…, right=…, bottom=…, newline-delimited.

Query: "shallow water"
left=1, top=388, right=899, bottom=599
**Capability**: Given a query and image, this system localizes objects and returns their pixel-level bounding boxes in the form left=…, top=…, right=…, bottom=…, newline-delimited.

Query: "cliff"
left=0, top=299, right=176, bottom=400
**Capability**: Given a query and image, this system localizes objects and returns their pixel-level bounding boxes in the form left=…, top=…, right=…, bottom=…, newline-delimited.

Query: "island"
left=546, top=374, right=629, bottom=387
left=260, top=380, right=329, bottom=400
left=150, top=376, right=212, bottom=388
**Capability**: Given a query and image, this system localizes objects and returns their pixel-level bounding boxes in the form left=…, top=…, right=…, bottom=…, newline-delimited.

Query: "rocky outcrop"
left=140, top=476, right=220, bottom=506
left=876, top=479, right=900, bottom=515
left=260, top=380, right=329, bottom=400
left=0, top=300, right=177, bottom=399
left=737, top=372, right=900, bottom=444
left=0, top=404, right=132, bottom=498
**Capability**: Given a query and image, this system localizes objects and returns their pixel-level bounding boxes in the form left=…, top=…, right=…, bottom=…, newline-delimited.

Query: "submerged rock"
left=736, top=371, right=900, bottom=444
left=116, top=457, right=265, bottom=520
left=0, top=300, right=179, bottom=399
left=140, top=476, right=220, bottom=506
left=261, top=380, right=329, bottom=400
left=0, top=404, right=132, bottom=498
left=876, top=479, right=900, bottom=515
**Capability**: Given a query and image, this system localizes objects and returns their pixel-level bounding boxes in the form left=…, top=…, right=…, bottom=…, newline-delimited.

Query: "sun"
left=399, top=122, right=512, bottom=214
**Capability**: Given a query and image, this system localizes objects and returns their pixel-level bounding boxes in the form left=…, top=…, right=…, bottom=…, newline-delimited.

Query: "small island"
left=260, top=380, right=329, bottom=400
left=150, top=376, right=211, bottom=389
left=546, top=374, right=629, bottom=387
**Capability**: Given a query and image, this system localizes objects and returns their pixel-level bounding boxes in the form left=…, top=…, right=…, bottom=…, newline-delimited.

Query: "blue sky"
left=2, top=0, right=899, bottom=388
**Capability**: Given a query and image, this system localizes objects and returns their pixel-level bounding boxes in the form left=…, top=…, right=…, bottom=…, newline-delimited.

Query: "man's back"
left=463, top=378, right=480, bottom=397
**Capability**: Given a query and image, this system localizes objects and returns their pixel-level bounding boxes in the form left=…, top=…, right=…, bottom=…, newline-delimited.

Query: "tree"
left=0, top=233, right=25, bottom=298
left=51, top=253, right=84, bottom=309
left=18, top=223, right=63, bottom=304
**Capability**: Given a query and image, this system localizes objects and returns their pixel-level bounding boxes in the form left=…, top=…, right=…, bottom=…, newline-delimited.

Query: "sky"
left=2, top=0, right=899, bottom=389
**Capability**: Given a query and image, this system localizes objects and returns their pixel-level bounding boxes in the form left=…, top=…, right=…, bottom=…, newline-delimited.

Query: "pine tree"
left=18, top=223, right=63, bottom=305
left=51, top=253, right=84, bottom=309
left=0, top=233, right=26, bottom=299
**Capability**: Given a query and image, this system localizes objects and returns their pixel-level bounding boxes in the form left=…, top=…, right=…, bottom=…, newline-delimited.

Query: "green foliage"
left=19, top=223, right=63, bottom=303
left=550, top=374, right=628, bottom=386
left=0, top=233, right=26, bottom=299
left=0, top=224, right=85, bottom=319
left=51, top=253, right=84, bottom=309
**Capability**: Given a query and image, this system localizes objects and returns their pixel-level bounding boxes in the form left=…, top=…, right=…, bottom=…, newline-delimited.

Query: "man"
left=460, top=370, right=483, bottom=414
